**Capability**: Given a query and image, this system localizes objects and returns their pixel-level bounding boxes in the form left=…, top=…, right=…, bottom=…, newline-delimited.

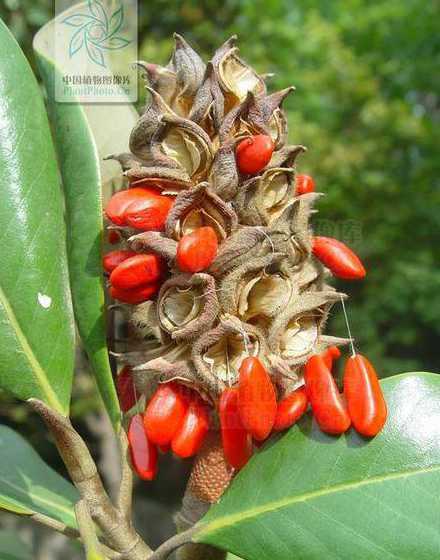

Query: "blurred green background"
left=0, top=0, right=439, bottom=557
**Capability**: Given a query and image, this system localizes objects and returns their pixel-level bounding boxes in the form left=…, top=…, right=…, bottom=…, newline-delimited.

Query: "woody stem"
left=28, top=398, right=152, bottom=560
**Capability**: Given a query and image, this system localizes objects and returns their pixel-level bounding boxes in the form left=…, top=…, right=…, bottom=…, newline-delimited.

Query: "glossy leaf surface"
left=0, top=20, right=75, bottom=413
left=196, top=373, right=440, bottom=560
left=0, top=425, right=78, bottom=529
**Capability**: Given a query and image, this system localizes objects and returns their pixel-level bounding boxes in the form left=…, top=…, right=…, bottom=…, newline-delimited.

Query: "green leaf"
left=0, top=496, right=32, bottom=515
left=0, top=530, right=32, bottom=560
left=0, top=425, right=78, bottom=528
left=0, top=20, right=75, bottom=414
left=33, top=10, right=138, bottom=430
left=196, top=372, right=440, bottom=559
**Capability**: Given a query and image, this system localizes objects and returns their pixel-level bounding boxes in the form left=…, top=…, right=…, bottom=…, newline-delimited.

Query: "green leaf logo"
left=62, top=0, right=131, bottom=68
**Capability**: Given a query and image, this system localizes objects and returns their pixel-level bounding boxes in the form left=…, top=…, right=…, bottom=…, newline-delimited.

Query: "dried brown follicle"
left=234, top=167, right=297, bottom=226
left=213, top=36, right=266, bottom=106
left=109, top=35, right=351, bottom=526
left=157, top=273, right=219, bottom=341
left=191, top=314, right=270, bottom=395
left=165, top=182, right=238, bottom=242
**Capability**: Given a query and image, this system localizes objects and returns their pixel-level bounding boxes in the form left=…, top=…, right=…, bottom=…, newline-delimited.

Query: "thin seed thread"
left=340, top=295, right=356, bottom=357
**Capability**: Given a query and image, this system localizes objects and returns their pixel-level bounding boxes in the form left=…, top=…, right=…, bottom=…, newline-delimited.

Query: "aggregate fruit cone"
left=106, top=34, right=353, bottom=508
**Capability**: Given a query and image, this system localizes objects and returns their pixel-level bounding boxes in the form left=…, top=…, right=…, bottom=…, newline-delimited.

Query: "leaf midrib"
left=196, top=463, right=440, bottom=538
left=0, top=285, right=63, bottom=413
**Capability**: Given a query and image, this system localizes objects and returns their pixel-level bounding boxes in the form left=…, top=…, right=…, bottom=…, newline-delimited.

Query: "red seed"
left=219, top=387, right=253, bottom=470
left=127, top=414, right=158, bottom=481
left=295, top=174, right=315, bottom=196
left=124, top=194, right=174, bottom=231
left=273, top=387, right=308, bottom=432
left=236, top=134, right=274, bottom=175
left=343, top=354, right=387, bottom=437
left=171, top=397, right=210, bottom=458
left=144, top=383, right=189, bottom=446
left=108, top=229, right=121, bottom=245
left=304, top=355, right=351, bottom=435
left=109, top=283, right=159, bottom=304
left=102, top=250, right=136, bottom=273
left=116, top=366, right=138, bottom=413
left=110, top=254, right=164, bottom=290
left=238, top=357, right=277, bottom=441
left=321, top=345, right=341, bottom=371
left=312, top=236, right=366, bottom=280
left=105, top=187, right=162, bottom=226
left=176, top=226, right=218, bottom=273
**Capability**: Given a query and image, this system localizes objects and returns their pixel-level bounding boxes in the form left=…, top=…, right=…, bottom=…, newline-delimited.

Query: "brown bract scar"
left=191, top=314, right=269, bottom=398
left=128, top=231, right=178, bottom=263
left=165, top=181, right=238, bottom=241
left=157, top=272, right=219, bottom=342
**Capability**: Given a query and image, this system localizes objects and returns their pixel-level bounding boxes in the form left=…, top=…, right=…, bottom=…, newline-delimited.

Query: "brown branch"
left=27, top=512, right=121, bottom=559
left=30, top=512, right=79, bottom=539
left=116, top=427, right=134, bottom=520
left=148, top=527, right=198, bottom=560
left=28, top=399, right=152, bottom=560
